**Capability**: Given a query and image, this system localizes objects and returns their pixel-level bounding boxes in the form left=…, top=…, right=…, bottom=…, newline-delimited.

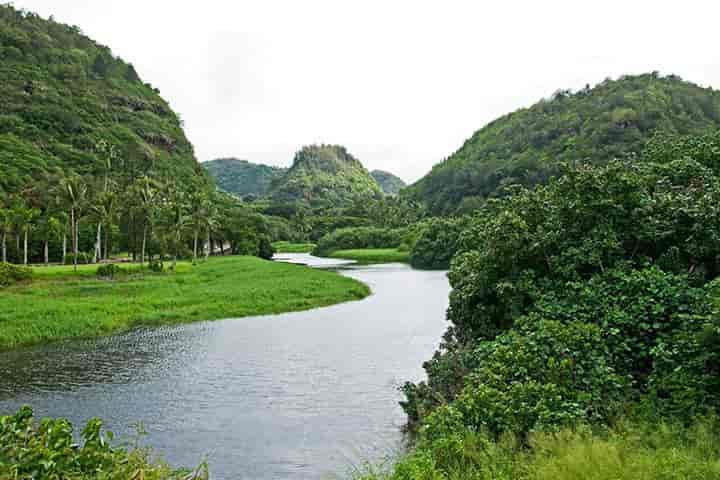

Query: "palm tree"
left=131, top=176, right=158, bottom=266
left=17, top=206, right=38, bottom=265
left=56, top=174, right=88, bottom=271
left=0, top=198, right=11, bottom=263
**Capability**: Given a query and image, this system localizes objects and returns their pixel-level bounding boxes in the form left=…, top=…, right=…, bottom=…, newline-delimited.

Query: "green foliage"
left=313, top=226, right=406, bottom=256
left=272, top=241, right=316, bottom=253
left=96, top=263, right=122, bottom=279
left=370, top=169, right=406, bottom=196
left=269, top=145, right=382, bottom=208
left=0, top=255, right=369, bottom=350
left=148, top=258, right=164, bottom=272
left=327, top=248, right=409, bottom=264
left=0, top=406, right=206, bottom=479
left=407, top=73, right=720, bottom=214
left=0, top=261, right=31, bottom=287
left=203, top=158, right=286, bottom=198
left=358, top=419, right=720, bottom=480
left=0, top=4, right=198, bottom=195
left=64, top=252, right=92, bottom=265
left=400, top=132, right=720, bottom=465
left=409, top=217, right=470, bottom=269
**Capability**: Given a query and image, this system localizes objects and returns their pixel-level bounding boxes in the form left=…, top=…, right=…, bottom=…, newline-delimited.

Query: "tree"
left=0, top=197, right=11, bottom=263
left=130, top=176, right=158, bottom=266
left=56, top=174, right=88, bottom=271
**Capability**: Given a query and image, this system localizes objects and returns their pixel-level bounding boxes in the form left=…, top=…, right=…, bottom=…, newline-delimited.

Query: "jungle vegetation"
left=364, top=131, right=720, bottom=479
left=370, top=169, right=406, bottom=196
left=203, top=157, right=286, bottom=199
left=406, top=73, right=720, bottom=214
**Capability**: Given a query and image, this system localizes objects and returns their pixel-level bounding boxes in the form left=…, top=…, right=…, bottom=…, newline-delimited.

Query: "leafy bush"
left=313, top=227, right=405, bottom=256
left=96, top=263, right=123, bottom=279
left=404, top=137, right=720, bottom=433
left=409, top=217, right=470, bottom=269
left=148, top=259, right=165, bottom=272
left=0, top=261, right=31, bottom=287
left=0, top=406, right=206, bottom=479
left=418, top=319, right=627, bottom=440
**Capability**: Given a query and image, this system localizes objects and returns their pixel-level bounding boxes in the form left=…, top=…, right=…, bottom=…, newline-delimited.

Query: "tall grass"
left=357, top=419, right=720, bottom=480
left=0, top=256, right=369, bottom=350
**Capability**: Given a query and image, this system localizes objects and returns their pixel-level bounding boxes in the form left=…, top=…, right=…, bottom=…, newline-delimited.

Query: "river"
left=0, top=255, right=449, bottom=479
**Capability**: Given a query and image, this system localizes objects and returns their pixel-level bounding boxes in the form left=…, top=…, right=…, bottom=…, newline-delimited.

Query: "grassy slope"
left=0, top=256, right=369, bottom=350
left=272, top=241, right=317, bottom=253
left=327, top=249, right=409, bottom=264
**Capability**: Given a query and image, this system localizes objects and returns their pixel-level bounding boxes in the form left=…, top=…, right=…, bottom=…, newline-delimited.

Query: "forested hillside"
left=370, top=170, right=405, bottom=196
left=268, top=144, right=382, bottom=207
left=0, top=4, right=199, bottom=193
left=204, top=158, right=285, bottom=198
left=407, top=73, right=720, bottom=213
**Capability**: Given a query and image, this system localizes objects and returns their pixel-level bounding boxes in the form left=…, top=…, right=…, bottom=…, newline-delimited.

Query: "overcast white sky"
left=13, top=0, right=720, bottom=182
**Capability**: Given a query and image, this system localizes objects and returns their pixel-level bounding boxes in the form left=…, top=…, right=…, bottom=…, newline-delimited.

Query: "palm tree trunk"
left=23, top=228, right=28, bottom=265
left=220, top=240, right=224, bottom=256
left=205, top=229, right=210, bottom=261
left=62, top=233, right=67, bottom=265
left=44, top=239, right=49, bottom=265
left=104, top=226, right=109, bottom=260
left=94, top=222, right=102, bottom=264
left=141, top=224, right=147, bottom=266
left=193, top=229, right=199, bottom=263
left=71, top=208, right=77, bottom=271
left=1, top=232, right=6, bottom=263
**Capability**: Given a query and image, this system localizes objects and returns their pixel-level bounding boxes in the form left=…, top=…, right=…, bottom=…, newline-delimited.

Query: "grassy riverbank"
left=327, top=249, right=410, bottom=264
left=0, top=256, right=369, bottom=350
left=272, top=241, right=317, bottom=253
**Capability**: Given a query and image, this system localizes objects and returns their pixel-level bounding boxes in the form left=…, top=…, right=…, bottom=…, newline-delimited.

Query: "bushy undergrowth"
left=96, top=263, right=123, bottom=279
left=0, top=406, right=207, bottom=480
left=409, top=217, right=470, bottom=270
left=313, top=227, right=406, bottom=256
left=385, top=132, right=720, bottom=479
left=0, top=261, right=31, bottom=287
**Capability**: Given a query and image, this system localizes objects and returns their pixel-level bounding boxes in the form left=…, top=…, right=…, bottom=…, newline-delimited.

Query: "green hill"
left=268, top=144, right=382, bottom=207
left=203, top=158, right=285, bottom=198
left=407, top=73, right=720, bottom=214
left=0, top=5, right=199, bottom=194
left=370, top=169, right=406, bottom=196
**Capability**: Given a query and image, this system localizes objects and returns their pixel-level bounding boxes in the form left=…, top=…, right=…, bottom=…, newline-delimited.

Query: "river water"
left=0, top=255, right=449, bottom=479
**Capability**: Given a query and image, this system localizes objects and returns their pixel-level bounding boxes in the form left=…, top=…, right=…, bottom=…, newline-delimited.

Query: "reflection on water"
left=0, top=256, right=449, bottom=480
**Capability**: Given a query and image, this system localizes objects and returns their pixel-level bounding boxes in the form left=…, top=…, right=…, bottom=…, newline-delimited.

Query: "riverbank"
left=327, top=248, right=410, bottom=264
left=0, top=256, right=369, bottom=350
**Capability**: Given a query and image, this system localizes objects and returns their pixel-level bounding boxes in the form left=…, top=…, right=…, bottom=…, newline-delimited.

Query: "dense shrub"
left=0, top=406, right=206, bottom=479
left=313, top=227, right=405, bottom=256
left=96, top=263, right=123, bottom=279
left=403, top=135, right=720, bottom=435
left=409, top=217, right=470, bottom=269
left=418, top=319, right=627, bottom=440
left=0, top=261, right=31, bottom=287
left=148, top=259, right=165, bottom=272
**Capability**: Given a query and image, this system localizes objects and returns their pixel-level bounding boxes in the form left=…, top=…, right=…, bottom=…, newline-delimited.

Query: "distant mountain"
left=269, top=144, right=382, bottom=207
left=204, top=158, right=285, bottom=198
left=0, top=4, right=199, bottom=194
left=406, top=73, right=720, bottom=214
left=370, top=170, right=406, bottom=196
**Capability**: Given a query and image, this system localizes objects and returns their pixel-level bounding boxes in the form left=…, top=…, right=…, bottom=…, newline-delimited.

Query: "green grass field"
left=327, top=249, right=410, bottom=264
left=272, top=241, right=317, bottom=253
left=0, top=256, right=369, bottom=350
